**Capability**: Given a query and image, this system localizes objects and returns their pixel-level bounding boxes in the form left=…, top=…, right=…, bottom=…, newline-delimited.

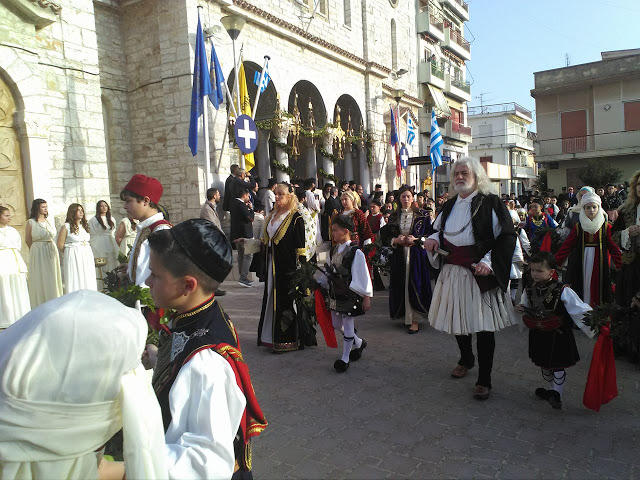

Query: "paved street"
left=219, top=275, right=640, bottom=480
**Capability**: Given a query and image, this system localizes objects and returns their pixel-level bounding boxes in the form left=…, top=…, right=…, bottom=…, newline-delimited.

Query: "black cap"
left=170, top=219, right=233, bottom=282
left=333, top=214, right=355, bottom=232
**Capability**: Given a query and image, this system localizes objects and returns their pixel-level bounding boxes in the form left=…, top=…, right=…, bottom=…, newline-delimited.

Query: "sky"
left=465, top=0, right=640, bottom=130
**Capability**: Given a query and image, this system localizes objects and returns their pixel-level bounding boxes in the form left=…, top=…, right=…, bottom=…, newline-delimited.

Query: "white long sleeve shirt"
left=128, top=212, right=171, bottom=287
left=317, top=241, right=373, bottom=298
left=165, top=349, right=246, bottom=480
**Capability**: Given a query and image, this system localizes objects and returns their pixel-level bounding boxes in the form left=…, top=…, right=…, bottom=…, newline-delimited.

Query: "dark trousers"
left=455, top=332, right=496, bottom=389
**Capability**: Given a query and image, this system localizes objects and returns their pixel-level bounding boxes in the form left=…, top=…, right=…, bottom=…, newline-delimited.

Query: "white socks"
left=333, top=315, right=361, bottom=363
left=543, top=369, right=566, bottom=396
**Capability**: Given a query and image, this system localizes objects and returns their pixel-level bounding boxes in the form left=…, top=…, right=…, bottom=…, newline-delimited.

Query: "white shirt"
left=165, top=349, right=246, bottom=480
left=429, top=190, right=501, bottom=269
left=261, top=189, right=276, bottom=216
left=520, top=286, right=594, bottom=339
left=128, top=212, right=171, bottom=286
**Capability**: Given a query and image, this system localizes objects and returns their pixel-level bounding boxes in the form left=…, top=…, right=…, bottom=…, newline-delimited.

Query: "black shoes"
left=333, top=359, right=349, bottom=373
left=535, top=388, right=562, bottom=409
left=349, top=340, right=367, bottom=361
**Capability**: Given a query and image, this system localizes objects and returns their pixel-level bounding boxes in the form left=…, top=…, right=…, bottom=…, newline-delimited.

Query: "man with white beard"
left=424, top=157, right=517, bottom=400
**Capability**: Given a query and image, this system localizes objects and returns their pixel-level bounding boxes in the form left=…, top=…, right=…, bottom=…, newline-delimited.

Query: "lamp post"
left=392, top=89, right=404, bottom=186
left=220, top=15, right=245, bottom=116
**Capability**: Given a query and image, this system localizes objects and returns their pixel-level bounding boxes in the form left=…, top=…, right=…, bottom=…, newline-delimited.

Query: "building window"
left=302, top=0, right=328, bottom=17
left=391, top=19, right=397, bottom=70
left=624, top=100, right=640, bottom=131
left=560, top=110, right=587, bottom=153
left=344, top=0, right=351, bottom=26
left=480, top=156, right=493, bottom=163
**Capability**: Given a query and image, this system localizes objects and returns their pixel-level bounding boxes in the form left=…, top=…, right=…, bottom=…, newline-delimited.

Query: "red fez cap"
left=124, top=174, right=163, bottom=204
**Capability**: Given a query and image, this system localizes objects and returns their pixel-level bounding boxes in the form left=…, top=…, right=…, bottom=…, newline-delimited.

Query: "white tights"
left=332, top=313, right=363, bottom=363
left=542, top=368, right=566, bottom=396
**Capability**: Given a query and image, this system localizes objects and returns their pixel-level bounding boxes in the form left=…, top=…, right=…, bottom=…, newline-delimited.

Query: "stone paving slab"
left=217, top=277, right=640, bottom=479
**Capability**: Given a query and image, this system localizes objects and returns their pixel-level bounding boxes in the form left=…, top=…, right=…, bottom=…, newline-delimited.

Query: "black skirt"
left=529, top=328, right=580, bottom=369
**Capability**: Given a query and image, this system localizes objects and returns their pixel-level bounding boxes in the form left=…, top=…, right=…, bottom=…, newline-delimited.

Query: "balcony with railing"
left=418, top=60, right=445, bottom=89
left=441, top=0, right=469, bottom=21
left=445, top=74, right=471, bottom=101
left=445, top=120, right=472, bottom=143
left=481, top=161, right=511, bottom=180
left=511, top=165, right=537, bottom=179
left=467, top=102, right=533, bottom=123
left=443, top=26, right=471, bottom=60
left=505, top=134, right=534, bottom=151
left=416, top=8, right=445, bottom=42
left=535, top=130, right=640, bottom=160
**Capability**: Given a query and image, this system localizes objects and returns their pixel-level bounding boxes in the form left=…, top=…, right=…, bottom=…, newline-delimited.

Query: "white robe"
left=0, top=225, right=30, bottom=327
left=165, top=349, right=246, bottom=480
left=27, top=218, right=63, bottom=308
left=88, top=216, right=120, bottom=288
left=61, top=223, right=97, bottom=294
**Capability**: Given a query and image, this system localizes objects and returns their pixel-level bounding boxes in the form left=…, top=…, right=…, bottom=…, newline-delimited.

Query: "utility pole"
left=565, top=53, right=570, bottom=67
left=474, top=92, right=491, bottom=114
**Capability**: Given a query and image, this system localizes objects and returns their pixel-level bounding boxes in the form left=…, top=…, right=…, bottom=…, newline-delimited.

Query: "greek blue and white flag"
left=253, top=60, right=270, bottom=93
left=406, top=116, right=416, bottom=146
left=430, top=110, right=443, bottom=172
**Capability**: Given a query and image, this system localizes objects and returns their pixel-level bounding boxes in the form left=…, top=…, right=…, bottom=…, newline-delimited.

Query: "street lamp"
left=221, top=15, right=245, bottom=116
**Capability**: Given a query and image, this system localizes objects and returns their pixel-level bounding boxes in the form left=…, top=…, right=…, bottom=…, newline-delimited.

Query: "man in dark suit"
left=222, top=164, right=239, bottom=212
left=230, top=188, right=255, bottom=287
left=559, top=186, right=578, bottom=206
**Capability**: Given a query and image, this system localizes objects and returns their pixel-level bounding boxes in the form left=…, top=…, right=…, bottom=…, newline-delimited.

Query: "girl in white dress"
left=57, top=203, right=97, bottom=293
left=0, top=206, right=31, bottom=328
left=88, top=200, right=119, bottom=287
left=115, top=215, right=138, bottom=258
left=25, top=199, right=63, bottom=307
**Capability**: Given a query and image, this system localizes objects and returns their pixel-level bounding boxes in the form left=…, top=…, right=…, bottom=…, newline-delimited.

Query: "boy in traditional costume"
left=120, top=174, right=171, bottom=286
left=147, top=219, right=266, bottom=479
left=555, top=193, right=622, bottom=307
left=524, top=198, right=558, bottom=252
left=516, top=252, right=594, bottom=409
left=319, top=215, right=373, bottom=373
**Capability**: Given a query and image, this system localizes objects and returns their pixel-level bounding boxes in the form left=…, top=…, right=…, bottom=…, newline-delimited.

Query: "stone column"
left=343, top=144, right=354, bottom=183
left=319, top=129, right=335, bottom=180
left=257, top=129, right=271, bottom=187
left=358, top=145, right=371, bottom=195
left=305, top=137, right=317, bottom=181
left=272, top=119, right=292, bottom=183
left=14, top=113, right=52, bottom=205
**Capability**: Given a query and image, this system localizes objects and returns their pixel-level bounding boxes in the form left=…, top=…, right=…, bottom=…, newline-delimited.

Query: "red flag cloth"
left=314, top=288, right=337, bottom=348
left=539, top=231, right=553, bottom=253
left=583, top=324, right=618, bottom=412
left=144, top=308, right=165, bottom=331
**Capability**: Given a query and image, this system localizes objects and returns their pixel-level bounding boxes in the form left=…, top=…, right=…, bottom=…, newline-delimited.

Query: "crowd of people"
left=0, top=162, right=639, bottom=479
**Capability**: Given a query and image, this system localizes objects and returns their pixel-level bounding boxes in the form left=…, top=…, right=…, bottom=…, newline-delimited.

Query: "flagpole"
left=251, top=55, right=270, bottom=119
left=203, top=89, right=211, bottom=188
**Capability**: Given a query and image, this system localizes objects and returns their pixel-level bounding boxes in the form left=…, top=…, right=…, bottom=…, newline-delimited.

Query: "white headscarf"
left=579, top=192, right=606, bottom=234
left=0, top=290, right=167, bottom=480
left=570, top=186, right=595, bottom=214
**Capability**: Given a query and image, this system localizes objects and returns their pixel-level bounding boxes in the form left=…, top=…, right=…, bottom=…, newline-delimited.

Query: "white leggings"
left=332, top=312, right=362, bottom=363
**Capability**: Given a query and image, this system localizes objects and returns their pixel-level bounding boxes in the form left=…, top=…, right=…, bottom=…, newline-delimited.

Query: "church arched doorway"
left=0, top=73, right=27, bottom=256
left=333, top=94, right=364, bottom=187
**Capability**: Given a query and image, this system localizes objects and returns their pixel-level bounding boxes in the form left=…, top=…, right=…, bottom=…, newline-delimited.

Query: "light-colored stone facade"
left=1, top=0, right=425, bottom=236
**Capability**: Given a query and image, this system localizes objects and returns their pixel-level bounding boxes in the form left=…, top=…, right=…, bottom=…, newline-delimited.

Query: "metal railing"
left=431, top=62, right=444, bottom=79
left=448, top=28, right=470, bottom=52
left=562, top=136, right=587, bottom=153
left=453, top=0, right=469, bottom=12
left=429, top=14, right=444, bottom=31
left=467, top=102, right=532, bottom=118
left=451, top=77, right=471, bottom=94
left=452, top=121, right=472, bottom=136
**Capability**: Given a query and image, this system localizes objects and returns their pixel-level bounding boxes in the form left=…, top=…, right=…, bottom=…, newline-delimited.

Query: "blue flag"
left=209, top=41, right=224, bottom=109
left=389, top=105, right=398, bottom=146
left=406, top=116, right=416, bottom=146
left=253, top=60, right=270, bottom=93
left=430, top=110, right=443, bottom=172
left=188, top=14, right=212, bottom=157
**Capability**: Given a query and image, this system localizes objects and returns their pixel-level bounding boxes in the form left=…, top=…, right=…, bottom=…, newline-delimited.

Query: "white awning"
left=427, top=84, right=451, bottom=117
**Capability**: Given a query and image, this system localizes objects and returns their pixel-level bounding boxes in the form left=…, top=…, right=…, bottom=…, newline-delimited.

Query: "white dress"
left=118, top=217, right=137, bottom=257
left=88, top=216, right=119, bottom=288
left=61, top=223, right=97, bottom=293
left=0, top=225, right=31, bottom=327
left=27, top=218, right=63, bottom=308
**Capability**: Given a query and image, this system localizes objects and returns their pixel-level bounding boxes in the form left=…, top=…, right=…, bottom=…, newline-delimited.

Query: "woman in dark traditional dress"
left=381, top=186, right=434, bottom=334
left=257, top=184, right=310, bottom=352
left=612, top=169, right=640, bottom=308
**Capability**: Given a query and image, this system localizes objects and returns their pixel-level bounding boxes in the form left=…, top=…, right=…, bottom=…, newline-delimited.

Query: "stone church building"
left=0, top=0, right=424, bottom=248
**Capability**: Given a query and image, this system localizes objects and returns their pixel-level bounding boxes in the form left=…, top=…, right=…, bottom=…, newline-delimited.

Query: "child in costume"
left=147, top=219, right=266, bottom=479
left=120, top=174, right=171, bottom=287
left=516, top=252, right=594, bottom=410
left=318, top=215, right=373, bottom=373
left=555, top=192, right=622, bottom=307
left=524, top=198, right=558, bottom=252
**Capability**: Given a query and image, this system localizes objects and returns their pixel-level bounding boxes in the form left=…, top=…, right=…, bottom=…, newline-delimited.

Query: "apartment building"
left=468, top=103, right=537, bottom=196
left=416, top=0, right=472, bottom=194
left=531, top=49, right=640, bottom=192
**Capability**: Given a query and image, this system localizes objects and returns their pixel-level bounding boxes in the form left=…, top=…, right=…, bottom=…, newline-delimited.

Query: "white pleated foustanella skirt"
left=429, top=264, right=517, bottom=335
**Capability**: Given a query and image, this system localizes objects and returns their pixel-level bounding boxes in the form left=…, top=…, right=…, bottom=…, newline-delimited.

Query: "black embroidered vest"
left=327, top=243, right=364, bottom=316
